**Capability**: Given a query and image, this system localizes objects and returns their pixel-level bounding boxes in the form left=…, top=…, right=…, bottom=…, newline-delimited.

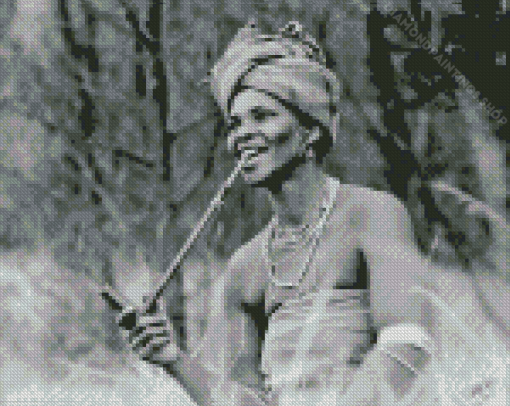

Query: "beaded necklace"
left=268, top=177, right=339, bottom=288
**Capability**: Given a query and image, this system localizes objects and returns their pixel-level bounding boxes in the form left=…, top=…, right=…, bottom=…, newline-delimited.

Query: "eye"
left=251, top=108, right=277, bottom=123
left=227, top=116, right=241, bottom=131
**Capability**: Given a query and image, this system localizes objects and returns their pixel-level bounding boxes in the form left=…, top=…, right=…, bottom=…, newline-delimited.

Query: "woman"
left=122, top=21, right=508, bottom=406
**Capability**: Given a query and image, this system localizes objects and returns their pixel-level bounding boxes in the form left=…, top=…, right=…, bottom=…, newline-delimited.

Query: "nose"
left=227, top=131, right=247, bottom=152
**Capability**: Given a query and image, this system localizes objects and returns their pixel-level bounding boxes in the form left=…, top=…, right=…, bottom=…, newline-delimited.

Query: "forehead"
left=229, top=88, right=290, bottom=117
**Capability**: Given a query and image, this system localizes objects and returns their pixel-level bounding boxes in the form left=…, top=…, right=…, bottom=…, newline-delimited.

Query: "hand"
left=337, top=290, right=507, bottom=405
left=116, top=300, right=180, bottom=364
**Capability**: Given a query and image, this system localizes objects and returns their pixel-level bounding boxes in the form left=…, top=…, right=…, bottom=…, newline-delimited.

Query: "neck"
left=269, top=156, right=330, bottom=229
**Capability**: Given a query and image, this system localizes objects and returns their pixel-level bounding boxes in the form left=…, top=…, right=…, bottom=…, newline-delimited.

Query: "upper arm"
left=358, top=191, right=436, bottom=329
left=359, top=190, right=417, bottom=258
left=358, top=191, right=505, bottom=344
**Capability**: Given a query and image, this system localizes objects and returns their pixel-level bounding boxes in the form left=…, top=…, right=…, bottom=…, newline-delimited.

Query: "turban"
left=205, top=21, right=341, bottom=141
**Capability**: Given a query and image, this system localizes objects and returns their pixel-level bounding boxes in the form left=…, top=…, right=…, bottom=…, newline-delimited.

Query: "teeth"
left=241, top=146, right=268, bottom=159
left=243, top=148, right=258, bottom=156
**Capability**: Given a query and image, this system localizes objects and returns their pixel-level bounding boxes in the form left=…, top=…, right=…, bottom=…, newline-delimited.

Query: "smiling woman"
left=227, top=88, right=304, bottom=183
left=115, top=19, right=508, bottom=406
left=197, top=21, right=507, bottom=406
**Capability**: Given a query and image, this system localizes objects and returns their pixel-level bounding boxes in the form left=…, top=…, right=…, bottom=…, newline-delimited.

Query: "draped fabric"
left=242, top=59, right=337, bottom=131
left=262, top=285, right=508, bottom=405
left=261, top=289, right=372, bottom=405
left=338, top=286, right=509, bottom=405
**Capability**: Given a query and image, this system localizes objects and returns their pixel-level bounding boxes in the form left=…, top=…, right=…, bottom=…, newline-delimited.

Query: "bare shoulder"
left=327, top=182, right=414, bottom=249
left=337, top=183, right=404, bottom=211
left=328, top=183, right=402, bottom=232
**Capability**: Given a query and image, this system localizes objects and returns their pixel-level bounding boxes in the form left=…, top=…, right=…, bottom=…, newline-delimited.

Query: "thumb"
left=151, top=341, right=182, bottom=363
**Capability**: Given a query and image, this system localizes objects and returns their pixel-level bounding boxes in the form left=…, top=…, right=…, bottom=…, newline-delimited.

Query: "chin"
left=242, top=154, right=305, bottom=191
left=241, top=163, right=272, bottom=184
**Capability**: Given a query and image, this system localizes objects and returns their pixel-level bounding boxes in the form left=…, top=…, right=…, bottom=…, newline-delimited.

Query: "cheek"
left=267, top=127, right=302, bottom=153
left=263, top=117, right=297, bottom=138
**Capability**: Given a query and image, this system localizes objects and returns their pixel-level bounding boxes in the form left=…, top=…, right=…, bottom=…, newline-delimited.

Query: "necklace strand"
left=269, top=177, right=339, bottom=288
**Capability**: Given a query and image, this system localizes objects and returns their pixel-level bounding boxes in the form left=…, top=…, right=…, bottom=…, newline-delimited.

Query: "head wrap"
left=204, top=21, right=341, bottom=142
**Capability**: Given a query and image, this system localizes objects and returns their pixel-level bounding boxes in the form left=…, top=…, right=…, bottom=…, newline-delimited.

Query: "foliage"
left=0, top=0, right=506, bottom=401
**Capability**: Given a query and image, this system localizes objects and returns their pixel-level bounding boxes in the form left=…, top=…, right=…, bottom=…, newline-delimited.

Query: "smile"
left=240, top=146, right=269, bottom=157
left=238, top=145, right=269, bottom=168
left=240, top=146, right=269, bottom=172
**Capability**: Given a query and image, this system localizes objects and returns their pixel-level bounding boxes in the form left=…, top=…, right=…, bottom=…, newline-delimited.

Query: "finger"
left=429, top=180, right=474, bottom=204
left=137, top=325, right=171, bottom=338
left=137, top=316, right=168, bottom=327
left=127, top=325, right=146, bottom=344
left=131, top=332, right=156, bottom=352
left=128, top=321, right=170, bottom=347
left=147, top=338, right=172, bottom=356
left=466, top=201, right=507, bottom=227
left=429, top=180, right=506, bottom=224
left=153, top=341, right=181, bottom=362
left=143, top=298, right=165, bottom=317
left=138, top=313, right=167, bottom=322
left=152, top=334, right=173, bottom=348
left=132, top=330, right=169, bottom=352
left=139, top=337, right=172, bottom=360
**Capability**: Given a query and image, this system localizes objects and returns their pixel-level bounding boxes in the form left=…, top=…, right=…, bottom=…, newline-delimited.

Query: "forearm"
left=161, top=307, right=238, bottom=405
left=365, top=236, right=505, bottom=347
left=368, top=246, right=503, bottom=340
left=363, top=188, right=507, bottom=341
left=352, top=264, right=508, bottom=405
left=394, top=263, right=508, bottom=351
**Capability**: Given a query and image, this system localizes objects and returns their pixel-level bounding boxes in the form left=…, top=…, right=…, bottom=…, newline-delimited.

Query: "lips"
left=239, top=145, right=269, bottom=157
left=241, top=146, right=269, bottom=155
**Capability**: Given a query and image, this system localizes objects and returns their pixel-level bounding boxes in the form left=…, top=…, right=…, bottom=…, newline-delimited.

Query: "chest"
left=264, top=203, right=368, bottom=313
left=232, top=183, right=374, bottom=308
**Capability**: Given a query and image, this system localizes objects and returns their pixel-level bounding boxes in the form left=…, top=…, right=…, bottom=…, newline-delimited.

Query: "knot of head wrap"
left=205, top=21, right=340, bottom=141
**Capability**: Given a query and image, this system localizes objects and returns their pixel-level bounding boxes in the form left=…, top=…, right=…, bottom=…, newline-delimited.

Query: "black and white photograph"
left=0, top=0, right=508, bottom=404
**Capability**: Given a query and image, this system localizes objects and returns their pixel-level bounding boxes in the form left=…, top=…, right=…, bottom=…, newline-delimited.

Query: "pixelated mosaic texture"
left=0, top=0, right=507, bottom=404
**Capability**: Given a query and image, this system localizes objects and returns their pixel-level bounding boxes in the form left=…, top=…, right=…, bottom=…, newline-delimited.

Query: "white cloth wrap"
left=206, top=22, right=340, bottom=138
left=261, top=289, right=371, bottom=394
left=242, top=59, right=337, bottom=132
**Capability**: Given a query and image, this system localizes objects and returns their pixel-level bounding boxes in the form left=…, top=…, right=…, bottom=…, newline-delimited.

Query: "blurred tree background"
left=0, top=0, right=507, bottom=403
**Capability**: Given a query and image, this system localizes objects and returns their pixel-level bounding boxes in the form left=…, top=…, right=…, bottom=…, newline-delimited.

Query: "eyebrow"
left=249, top=106, right=277, bottom=116
left=229, top=105, right=277, bottom=122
